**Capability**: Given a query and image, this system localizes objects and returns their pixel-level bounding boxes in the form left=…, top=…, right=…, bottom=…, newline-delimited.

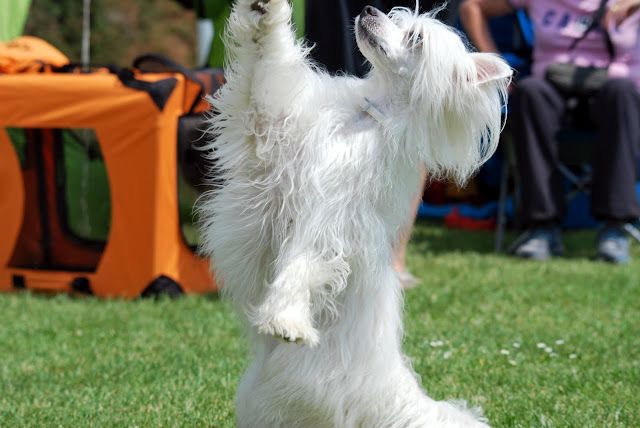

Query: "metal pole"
left=82, top=0, right=91, bottom=71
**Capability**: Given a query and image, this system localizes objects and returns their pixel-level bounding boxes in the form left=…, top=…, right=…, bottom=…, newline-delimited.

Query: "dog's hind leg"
left=235, top=356, right=265, bottom=427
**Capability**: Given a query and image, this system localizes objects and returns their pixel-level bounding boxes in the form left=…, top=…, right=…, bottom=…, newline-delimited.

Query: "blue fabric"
left=516, top=9, right=534, bottom=47
left=418, top=200, right=514, bottom=220
left=502, top=52, right=527, bottom=70
left=419, top=182, right=640, bottom=229
left=488, top=15, right=518, bottom=52
left=563, top=191, right=598, bottom=229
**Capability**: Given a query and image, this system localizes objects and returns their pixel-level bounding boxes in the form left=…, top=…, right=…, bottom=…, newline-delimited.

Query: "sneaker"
left=596, top=225, right=629, bottom=264
left=509, top=227, right=564, bottom=260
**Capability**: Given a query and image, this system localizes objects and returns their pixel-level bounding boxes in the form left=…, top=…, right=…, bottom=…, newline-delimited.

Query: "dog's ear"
left=470, top=53, right=512, bottom=85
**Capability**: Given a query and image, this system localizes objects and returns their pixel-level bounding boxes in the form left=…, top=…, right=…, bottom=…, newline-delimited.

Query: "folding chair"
left=494, top=105, right=640, bottom=252
left=493, top=10, right=640, bottom=252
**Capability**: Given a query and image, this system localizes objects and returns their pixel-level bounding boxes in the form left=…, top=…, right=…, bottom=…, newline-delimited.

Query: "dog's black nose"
left=362, top=5, right=379, bottom=17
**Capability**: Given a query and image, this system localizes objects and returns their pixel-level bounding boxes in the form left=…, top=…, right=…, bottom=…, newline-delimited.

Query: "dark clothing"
left=305, top=0, right=386, bottom=76
left=511, top=76, right=640, bottom=226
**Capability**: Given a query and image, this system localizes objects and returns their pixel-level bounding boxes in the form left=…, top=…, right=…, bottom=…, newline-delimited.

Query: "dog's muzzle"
left=360, top=5, right=380, bottom=19
left=357, top=6, right=384, bottom=48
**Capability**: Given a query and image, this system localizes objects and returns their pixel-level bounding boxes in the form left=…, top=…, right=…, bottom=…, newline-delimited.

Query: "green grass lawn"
left=1, top=221, right=639, bottom=427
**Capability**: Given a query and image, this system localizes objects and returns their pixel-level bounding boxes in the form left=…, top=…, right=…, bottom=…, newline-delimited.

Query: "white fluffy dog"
left=199, top=1, right=511, bottom=426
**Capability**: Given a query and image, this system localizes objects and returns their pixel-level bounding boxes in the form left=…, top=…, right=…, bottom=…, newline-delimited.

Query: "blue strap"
left=516, top=9, right=534, bottom=48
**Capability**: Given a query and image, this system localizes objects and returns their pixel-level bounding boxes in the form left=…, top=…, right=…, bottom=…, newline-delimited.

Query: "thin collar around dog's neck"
left=360, top=97, right=387, bottom=124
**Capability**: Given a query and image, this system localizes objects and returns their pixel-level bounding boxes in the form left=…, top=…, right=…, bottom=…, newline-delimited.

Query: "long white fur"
left=198, top=1, right=511, bottom=426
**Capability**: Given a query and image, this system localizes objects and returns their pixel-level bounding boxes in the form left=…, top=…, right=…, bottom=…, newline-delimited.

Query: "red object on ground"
left=444, top=208, right=496, bottom=231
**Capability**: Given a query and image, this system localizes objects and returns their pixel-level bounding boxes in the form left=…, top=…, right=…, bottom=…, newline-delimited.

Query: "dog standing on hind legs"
left=199, top=0, right=512, bottom=426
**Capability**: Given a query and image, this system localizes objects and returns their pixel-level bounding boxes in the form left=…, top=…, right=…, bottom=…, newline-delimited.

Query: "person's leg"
left=591, top=78, right=640, bottom=220
left=392, top=166, right=427, bottom=289
left=508, top=77, right=566, bottom=259
left=510, top=76, right=567, bottom=227
left=392, top=220, right=412, bottom=275
left=590, top=78, right=640, bottom=263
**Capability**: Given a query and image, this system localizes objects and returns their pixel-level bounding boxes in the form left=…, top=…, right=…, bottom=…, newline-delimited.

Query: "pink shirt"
left=508, top=0, right=640, bottom=88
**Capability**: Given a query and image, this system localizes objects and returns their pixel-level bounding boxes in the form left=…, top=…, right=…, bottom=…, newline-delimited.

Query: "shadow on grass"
left=203, top=292, right=221, bottom=302
left=410, top=219, right=495, bottom=255
left=8, top=288, right=222, bottom=302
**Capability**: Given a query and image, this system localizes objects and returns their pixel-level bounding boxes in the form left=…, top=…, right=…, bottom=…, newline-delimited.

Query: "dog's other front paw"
left=251, top=0, right=270, bottom=14
left=253, top=305, right=320, bottom=347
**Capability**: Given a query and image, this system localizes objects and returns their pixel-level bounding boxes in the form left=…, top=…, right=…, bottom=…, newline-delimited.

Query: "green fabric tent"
left=1, top=0, right=32, bottom=41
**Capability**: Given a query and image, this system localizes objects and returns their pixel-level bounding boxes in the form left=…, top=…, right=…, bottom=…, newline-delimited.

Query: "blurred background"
left=23, top=0, right=198, bottom=66
left=0, top=0, right=522, bottom=297
left=1, top=2, right=639, bottom=427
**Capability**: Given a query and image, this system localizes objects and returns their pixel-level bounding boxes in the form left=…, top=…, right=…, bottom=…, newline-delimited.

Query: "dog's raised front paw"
left=253, top=305, right=320, bottom=347
left=251, top=0, right=270, bottom=14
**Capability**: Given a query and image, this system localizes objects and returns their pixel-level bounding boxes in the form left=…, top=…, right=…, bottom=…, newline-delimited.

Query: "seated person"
left=460, top=0, right=640, bottom=263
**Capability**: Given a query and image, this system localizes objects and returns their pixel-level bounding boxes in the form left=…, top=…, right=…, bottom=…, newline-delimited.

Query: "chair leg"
left=495, top=154, right=510, bottom=252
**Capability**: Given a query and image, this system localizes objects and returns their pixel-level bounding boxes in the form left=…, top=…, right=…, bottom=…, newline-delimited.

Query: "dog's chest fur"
left=245, top=106, right=418, bottom=251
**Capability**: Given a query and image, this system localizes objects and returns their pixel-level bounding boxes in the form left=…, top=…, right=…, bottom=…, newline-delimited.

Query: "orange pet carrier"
left=0, top=37, right=222, bottom=297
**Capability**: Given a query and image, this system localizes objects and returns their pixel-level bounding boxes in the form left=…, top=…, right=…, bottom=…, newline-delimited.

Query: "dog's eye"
left=404, top=30, right=423, bottom=47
